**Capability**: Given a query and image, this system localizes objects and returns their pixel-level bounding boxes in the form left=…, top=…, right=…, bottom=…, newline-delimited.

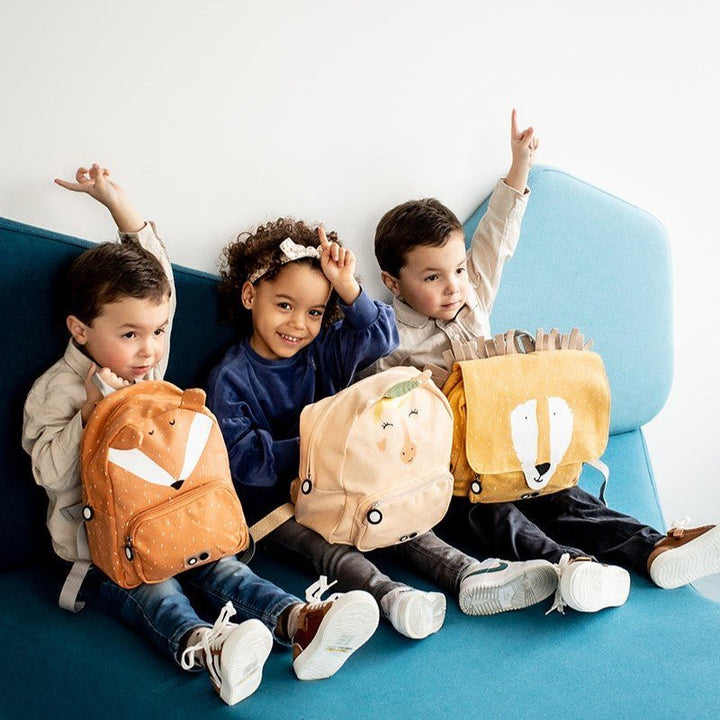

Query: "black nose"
left=535, top=463, right=551, bottom=478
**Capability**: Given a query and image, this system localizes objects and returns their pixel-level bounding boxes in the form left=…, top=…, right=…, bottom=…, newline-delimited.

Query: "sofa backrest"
left=0, top=218, right=234, bottom=569
left=464, top=166, right=673, bottom=435
left=0, top=168, right=673, bottom=569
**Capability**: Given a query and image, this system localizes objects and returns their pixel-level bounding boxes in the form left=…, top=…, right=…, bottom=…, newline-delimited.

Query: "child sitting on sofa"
left=363, top=110, right=720, bottom=613
left=205, top=214, right=558, bottom=641
left=22, top=163, right=379, bottom=706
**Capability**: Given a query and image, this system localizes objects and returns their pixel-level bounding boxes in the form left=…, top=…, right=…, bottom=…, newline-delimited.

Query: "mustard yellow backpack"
left=432, top=329, right=611, bottom=504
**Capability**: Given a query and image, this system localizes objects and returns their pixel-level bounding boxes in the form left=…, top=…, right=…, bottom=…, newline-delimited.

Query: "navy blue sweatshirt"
left=207, top=290, right=398, bottom=522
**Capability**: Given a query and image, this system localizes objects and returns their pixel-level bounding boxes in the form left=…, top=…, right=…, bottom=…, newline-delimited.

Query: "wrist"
left=334, top=279, right=361, bottom=305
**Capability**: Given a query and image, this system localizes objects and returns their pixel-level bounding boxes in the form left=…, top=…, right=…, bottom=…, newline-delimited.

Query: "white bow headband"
left=248, top=238, right=322, bottom=284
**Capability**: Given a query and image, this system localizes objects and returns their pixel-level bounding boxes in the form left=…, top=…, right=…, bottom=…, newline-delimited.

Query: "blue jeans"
left=79, top=556, right=299, bottom=666
left=267, top=519, right=479, bottom=607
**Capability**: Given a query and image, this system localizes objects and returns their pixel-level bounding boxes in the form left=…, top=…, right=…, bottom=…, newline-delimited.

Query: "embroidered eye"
left=408, top=409, right=419, bottom=417
left=148, top=430, right=154, bottom=435
left=381, top=421, right=394, bottom=429
left=169, top=419, right=175, bottom=426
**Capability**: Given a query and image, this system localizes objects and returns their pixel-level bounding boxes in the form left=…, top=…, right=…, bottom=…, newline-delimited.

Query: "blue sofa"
left=2, top=166, right=718, bottom=720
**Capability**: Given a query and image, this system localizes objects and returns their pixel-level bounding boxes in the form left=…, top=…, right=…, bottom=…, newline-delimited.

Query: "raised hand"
left=506, top=109, right=539, bottom=193
left=510, top=108, right=539, bottom=169
left=54, top=163, right=144, bottom=233
left=318, top=227, right=361, bottom=305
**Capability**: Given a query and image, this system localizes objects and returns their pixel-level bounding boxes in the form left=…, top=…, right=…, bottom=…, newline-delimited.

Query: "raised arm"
left=55, top=163, right=144, bottom=234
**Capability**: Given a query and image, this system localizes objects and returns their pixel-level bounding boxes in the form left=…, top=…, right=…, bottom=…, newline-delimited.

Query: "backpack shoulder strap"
left=250, top=503, right=296, bottom=542
left=58, top=503, right=93, bottom=612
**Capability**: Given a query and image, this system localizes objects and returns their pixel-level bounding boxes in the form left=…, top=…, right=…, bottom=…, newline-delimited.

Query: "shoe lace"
left=180, top=601, right=237, bottom=688
left=667, top=516, right=692, bottom=537
left=545, top=553, right=572, bottom=615
left=304, top=575, right=339, bottom=608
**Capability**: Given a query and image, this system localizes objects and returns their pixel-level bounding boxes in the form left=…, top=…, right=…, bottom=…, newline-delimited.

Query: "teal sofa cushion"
left=465, top=166, right=673, bottom=434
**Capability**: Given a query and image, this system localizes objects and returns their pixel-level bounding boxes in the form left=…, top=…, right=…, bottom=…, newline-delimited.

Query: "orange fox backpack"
left=75, top=381, right=248, bottom=592
left=252, top=367, right=455, bottom=551
left=432, top=329, right=611, bottom=505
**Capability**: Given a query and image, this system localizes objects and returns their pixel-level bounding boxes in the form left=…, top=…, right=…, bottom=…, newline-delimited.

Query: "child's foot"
left=458, top=558, right=558, bottom=615
left=290, top=576, right=379, bottom=680
left=180, top=602, right=273, bottom=706
left=381, top=588, right=446, bottom=639
left=548, top=555, right=630, bottom=614
left=648, top=523, right=720, bottom=589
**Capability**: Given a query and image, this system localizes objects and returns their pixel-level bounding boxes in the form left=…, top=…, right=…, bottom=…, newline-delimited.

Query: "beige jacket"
left=21, top=223, right=175, bottom=562
left=361, top=179, right=529, bottom=377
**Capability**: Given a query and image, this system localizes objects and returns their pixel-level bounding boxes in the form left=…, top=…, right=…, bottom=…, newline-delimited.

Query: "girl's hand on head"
left=318, top=227, right=361, bottom=305
left=510, top=108, right=539, bottom=169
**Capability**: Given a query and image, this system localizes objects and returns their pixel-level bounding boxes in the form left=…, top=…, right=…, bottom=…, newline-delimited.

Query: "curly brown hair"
left=218, top=218, right=344, bottom=337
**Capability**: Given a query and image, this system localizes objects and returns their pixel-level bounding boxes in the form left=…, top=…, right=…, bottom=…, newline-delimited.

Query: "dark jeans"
left=266, top=518, right=479, bottom=606
left=442, top=486, right=664, bottom=577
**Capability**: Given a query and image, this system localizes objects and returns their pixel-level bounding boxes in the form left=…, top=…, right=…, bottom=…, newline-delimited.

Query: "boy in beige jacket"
left=366, top=110, right=720, bottom=614
left=22, top=164, right=379, bottom=705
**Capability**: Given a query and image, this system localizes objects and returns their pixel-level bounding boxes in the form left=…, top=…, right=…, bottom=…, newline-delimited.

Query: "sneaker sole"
left=650, top=525, right=720, bottom=589
left=219, top=619, right=273, bottom=705
left=460, top=562, right=558, bottom=616
left=293, top=591, right=379, bottom=681
left=399, top=592, right=446, bottom=639
left=561, top=563, right=630, bottom=613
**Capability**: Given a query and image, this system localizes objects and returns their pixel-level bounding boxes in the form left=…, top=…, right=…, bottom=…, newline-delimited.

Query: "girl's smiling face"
left=242, top=262, right=332, bottom=360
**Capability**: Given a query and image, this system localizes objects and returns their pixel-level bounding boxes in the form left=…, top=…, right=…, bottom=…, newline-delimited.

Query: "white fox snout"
left=510, top=397, right=574, bottom=491
left=107, top=413, right=213, bottom=489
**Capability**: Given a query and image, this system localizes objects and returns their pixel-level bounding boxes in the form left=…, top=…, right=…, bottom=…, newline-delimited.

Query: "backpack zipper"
left=123, top=483, right=235, bottom=563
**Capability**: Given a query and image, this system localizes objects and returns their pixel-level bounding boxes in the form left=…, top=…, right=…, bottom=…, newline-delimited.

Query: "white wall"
left=2, top=0, right=718, bottom=524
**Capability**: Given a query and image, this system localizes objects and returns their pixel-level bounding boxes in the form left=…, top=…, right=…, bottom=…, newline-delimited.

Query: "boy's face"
left=382, top=230, right=469, bottom=321
left=242, top=262, right=332, bottom=361
left=67, top=296, right=170, bottom=382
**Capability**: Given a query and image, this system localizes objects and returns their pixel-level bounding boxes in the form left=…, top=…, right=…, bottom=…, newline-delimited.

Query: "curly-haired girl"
left=208, top=219, right=558, bottom=642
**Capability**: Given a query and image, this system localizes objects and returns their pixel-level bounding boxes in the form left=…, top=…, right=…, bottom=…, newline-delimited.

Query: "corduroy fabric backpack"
left=260, top=367, right=455, bottom=551
left=433, top=329, right=611, bottom=504
left=80, top=381, right=249, bottom=588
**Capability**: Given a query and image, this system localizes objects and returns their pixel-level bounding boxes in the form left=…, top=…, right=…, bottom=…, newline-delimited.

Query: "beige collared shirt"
left=360, top=179, right=529, bottom=377
left=21, top=222, right=175, bottom=562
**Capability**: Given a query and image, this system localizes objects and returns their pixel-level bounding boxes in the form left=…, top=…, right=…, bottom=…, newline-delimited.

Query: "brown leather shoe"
left=647, top=524, right=720, bottom=588
left=291, top=577, right=379, bottom=681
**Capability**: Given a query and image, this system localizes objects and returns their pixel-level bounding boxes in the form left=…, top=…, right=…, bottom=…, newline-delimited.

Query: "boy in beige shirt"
left=22, top=164, right=379, bottom=705
left=366, top=111, right=720, bottom=613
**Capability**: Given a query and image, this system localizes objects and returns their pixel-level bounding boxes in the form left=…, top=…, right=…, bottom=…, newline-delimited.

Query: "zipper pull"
left=124, top=537, right=134, bottom=562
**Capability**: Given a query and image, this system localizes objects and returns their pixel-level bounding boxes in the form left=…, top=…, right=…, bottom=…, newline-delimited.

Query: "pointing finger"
left=54, top=178, right=84, bottom=192
left=317, top=226, right=331, bottom=251
left=511, top=108, right=518, bottom=139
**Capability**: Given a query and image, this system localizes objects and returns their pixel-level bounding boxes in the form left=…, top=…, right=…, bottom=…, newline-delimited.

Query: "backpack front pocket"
left=350, top=470, right=453, bottom=551
left=124, top=483, right=248, bottom=584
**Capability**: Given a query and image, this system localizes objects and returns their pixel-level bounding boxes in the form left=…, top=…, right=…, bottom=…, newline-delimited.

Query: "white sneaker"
left=458, top=558, right=558, bottom=615
left=180, top=602, right=273, bottom=705
left=548, top=555, right=630, bottom=614
left=292, top=576, right=379, bottom=680
left=381, top=588, right=446, bottom=639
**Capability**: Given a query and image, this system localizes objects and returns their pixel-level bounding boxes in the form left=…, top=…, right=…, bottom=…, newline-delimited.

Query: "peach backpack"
left=431, top=329, right=611, bottom=505
left=78, top=381, right=248, bottom=589
left=252, top=367, right=455, bottom=551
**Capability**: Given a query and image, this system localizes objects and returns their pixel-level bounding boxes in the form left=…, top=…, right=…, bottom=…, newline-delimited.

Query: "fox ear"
left=180, top=388, right=206, bottom=412
left=112, top=426, right=143, bottom=450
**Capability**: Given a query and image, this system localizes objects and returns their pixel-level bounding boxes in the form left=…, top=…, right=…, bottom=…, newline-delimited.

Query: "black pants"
left=441, top=486, right=664, bottom=578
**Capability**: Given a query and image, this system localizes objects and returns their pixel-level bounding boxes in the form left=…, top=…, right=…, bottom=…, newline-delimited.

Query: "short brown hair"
left=374, top=198, right=462, bottom=277
left=66, top=239, right=171, bottom=324
left=218, top=218, right=343, bottom=336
